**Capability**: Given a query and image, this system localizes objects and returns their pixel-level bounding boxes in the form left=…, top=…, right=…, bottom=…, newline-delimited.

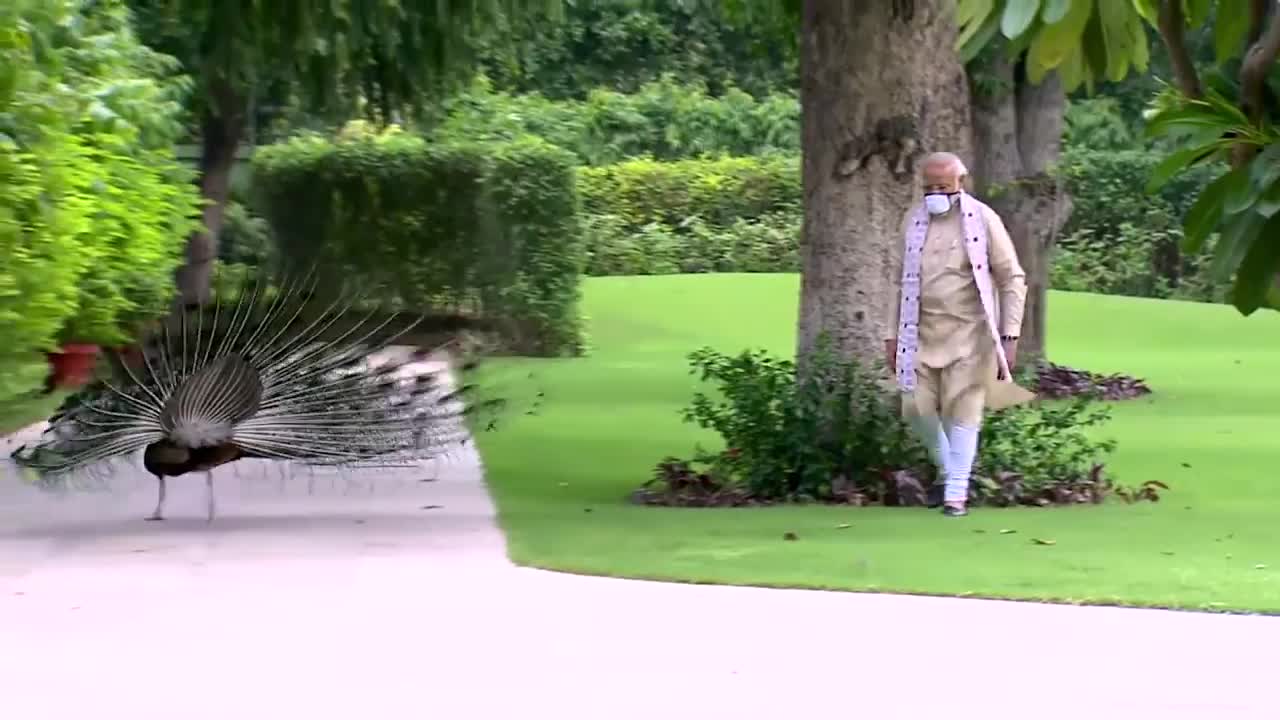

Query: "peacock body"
left=10, top=271, right=498, bottom=522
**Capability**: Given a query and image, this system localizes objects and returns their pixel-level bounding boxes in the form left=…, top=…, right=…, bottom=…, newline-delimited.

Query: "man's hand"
left=998, top=338, right=1018, bottom=380
left=884, top=339, right=897, bottom=373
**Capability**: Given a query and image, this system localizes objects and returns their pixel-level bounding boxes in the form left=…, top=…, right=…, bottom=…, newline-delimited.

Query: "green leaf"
left=1186, top=0, right=1214, bottom=27
left=1081, top=11, right=1109, bottom=80
left=1231, top=214, right=1280, bottom=315
left=1182, top=170, right=1237, bottom=253
left=960, top=14, right=1003, bottom=62
left=1211, top=210, right=1265, bottom=281
left=1001, top=0, right=1043, bottom=39
left=1097, top=0, right=1136, bottom=81
left=958, top=0, right=997, bottom=28
left=1130, top=0, right=1159, bottom=24
left=1145, top=145, right=1212, bottom=193
left=1254, top=178, right=1280, bottom=218
left=1214, top=0, right=1251, bottom=64
left=1027, top=0, right=1093, bottom=74
left=1041, top=0, right=1071, bottom=24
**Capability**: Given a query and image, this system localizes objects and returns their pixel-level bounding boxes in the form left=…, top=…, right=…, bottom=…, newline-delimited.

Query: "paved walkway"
left=2, top=378, right=1279, bottom=719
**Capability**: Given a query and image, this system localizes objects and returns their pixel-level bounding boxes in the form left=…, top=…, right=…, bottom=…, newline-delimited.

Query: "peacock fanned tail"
left=10, top=268, right=503, bottom=482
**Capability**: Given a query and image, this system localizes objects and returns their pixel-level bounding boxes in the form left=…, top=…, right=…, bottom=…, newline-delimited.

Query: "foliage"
left=430, top=75, right=800, bottom=165
left=670, top=342, right=923, bottom=504
left=0, top=0, right=198, bottom=400
left=1052, top=147, right=1225, bottom=301
left=1145, top=85, right=1280, bottom=314
left=578, top=154, right=799, bottom=226
left=582, top=211, right=800, bottom=276
left=128, top=0, right=560, bottom=122
left=643, top=342, right=1145, bottom=508
left=252, top=125, right=585, bottom=356
left=218, top=201, right=275, bottom=268
left=960, top=0, right=1280, bottom=316
left=475, top=0, right=797, bottom=100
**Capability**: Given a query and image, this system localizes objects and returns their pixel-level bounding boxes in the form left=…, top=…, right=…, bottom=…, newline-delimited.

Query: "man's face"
left=921, top=163, right=961, bottom=194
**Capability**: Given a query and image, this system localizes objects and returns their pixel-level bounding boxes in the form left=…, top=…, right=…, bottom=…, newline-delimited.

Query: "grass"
left=476, top=274, right=1280, bottom=613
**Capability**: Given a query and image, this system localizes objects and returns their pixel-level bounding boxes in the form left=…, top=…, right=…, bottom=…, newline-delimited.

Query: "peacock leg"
left=205, top=470, right=216, bottom=523
left=146, top=475, right=166, bottom=521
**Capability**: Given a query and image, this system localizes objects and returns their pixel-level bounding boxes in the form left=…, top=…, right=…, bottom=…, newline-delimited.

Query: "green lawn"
left=477, top=274, right=1280, bottom=613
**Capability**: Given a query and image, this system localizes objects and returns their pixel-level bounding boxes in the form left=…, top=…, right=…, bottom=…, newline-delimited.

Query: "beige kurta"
left=886, top=201, right=1027, bottom=425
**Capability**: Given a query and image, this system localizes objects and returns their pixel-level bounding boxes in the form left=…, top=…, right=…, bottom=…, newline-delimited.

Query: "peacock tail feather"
left=10, top=268, right=506, bottom=483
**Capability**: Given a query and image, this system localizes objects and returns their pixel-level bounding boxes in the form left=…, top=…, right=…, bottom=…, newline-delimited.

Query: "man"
left=884, top=152, right=1027, bottom=517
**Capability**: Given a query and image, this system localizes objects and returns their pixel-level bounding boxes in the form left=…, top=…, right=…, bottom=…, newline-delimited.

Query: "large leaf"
left=1254, top=178, right=1280, bottom=218
left=1130, top=0, right=1158, bottom=24
left=1231, top=214, right=1280, bottom=315
left=1081, top=10, right=1109, bottom=80
left=1040, top=0, right=1071, bottom=24
left=1186, top=0, right=1214, bottom=27
left=1026, top=0, right=1093, bottom=76
left=1214, top=0, right=1251, bottom=64
left=1096, top=0, right=1135, bottom=81
left=1001, top=0, right=1043, bottom=39
left=1211, top=209, right=1266, bottom=281
left=1182, top=169, right=1238, bottom=253
left=961, top=14, right=1004, bottom=62
left=958, top=0, right=997, bottom=28
left=1145, top=144, right=1219, bottom=193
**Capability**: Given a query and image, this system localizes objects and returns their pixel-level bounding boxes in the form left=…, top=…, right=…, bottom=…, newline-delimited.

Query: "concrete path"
left=3, top=391, right=1279, bottom=719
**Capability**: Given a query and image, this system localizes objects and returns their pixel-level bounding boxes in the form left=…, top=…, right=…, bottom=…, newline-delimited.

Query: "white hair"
left=921, top=152, right=969, bottom=178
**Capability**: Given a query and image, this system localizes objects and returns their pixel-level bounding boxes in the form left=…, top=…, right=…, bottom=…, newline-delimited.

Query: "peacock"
left=10, top=268, right=504, bottom=522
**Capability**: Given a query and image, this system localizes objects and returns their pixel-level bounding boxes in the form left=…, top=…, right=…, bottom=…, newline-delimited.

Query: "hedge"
left=577, top=154, right=799, bottom=228
left=251, top=126, right=585, bottom=356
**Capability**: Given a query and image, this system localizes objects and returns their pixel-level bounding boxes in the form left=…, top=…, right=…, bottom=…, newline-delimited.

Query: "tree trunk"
left=968, top=58, right=1069, bottom=363
left=796, top=0, right=972, bottom=363
left=176, top=82, right=246, bottom=307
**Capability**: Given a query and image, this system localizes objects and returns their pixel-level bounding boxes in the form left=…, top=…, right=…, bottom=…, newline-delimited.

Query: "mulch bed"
left=1032, top=362, right=1152, bottom=401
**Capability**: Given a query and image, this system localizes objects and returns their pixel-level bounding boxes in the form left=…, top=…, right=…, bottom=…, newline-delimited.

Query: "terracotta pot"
left=46, top=343, right=101, bottom=389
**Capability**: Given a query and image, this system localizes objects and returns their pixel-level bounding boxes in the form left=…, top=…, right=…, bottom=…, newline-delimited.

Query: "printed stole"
left=894, top=192, right=1011, bottom=394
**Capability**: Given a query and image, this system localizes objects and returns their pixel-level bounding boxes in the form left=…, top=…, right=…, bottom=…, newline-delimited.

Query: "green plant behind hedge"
left=252, top=127, right=585, bottom=356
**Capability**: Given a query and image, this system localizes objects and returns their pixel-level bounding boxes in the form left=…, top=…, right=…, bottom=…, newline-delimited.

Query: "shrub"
left=0, top=0, right=198, bottom=401
left=582, top=211, right=800, bottom=276
left=218, top=201, right=275, bottom=268
left=577, top=155, right=799, bottom=229
left=252, top=126, right=586, bottom=356
left=1053, top=147, right=1223, bottom=301
left=430, top=75, right=800, bottom=166
left=635, top=343, right=1161, bottom=508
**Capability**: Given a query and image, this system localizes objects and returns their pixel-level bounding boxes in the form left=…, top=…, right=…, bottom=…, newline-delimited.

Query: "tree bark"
left=796, top=0, right=972, bottom=363
left=968, top=58, right=1069, bottom=363
left=176, top=81, right=246, bottom=307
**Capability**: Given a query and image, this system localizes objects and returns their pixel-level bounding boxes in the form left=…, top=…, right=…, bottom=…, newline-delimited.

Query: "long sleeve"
left=982, top=205, right=1027, bottom=337
left=884, top=207, right=912, bottom=341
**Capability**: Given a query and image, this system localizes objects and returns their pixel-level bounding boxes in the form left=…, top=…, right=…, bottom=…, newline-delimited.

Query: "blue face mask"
left=925, top=192, right=958, bottom=216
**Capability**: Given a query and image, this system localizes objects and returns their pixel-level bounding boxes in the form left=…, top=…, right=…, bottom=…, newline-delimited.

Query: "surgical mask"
left=924, top=192, right=957, bottom=216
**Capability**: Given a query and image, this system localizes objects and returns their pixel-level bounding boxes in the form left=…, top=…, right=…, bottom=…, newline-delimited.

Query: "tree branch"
left=1156, top=0, right=1203, bottom=98
left=1241, top=3, right=1280, bottom=124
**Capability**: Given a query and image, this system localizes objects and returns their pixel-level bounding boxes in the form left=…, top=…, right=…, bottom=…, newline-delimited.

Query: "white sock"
left=945, top=424, right=980, bottom=503
left=907, top=413, right=951, bottom=472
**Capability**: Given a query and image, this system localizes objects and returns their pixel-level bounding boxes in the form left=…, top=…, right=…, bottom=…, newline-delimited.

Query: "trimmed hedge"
left=252, top=126, right=585, bottom=356
left=577, top=155, right=799, bottom=227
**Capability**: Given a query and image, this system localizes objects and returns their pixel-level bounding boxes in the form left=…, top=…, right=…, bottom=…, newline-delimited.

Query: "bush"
left=634, top=343, right=1161, bottom=508
left=252, top=125, right=586, bottom=356
left=582, top=211, right=800, bottom=276
left=578, top=155, right=799, bottom=228
left=430, top=75, right=800, bottom=166
left=218, top=201, right=275, bottom=268
left=0, top=0, right=198, bottom=401
left=1053, top=147, right=1223, bottom=301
